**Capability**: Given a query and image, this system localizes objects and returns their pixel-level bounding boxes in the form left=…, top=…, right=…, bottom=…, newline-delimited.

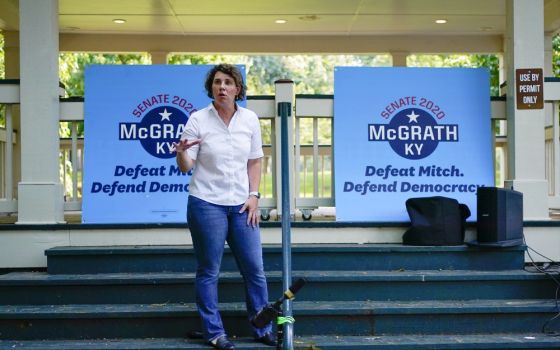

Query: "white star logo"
left=159, top=108, right=172, bottom=121
left=407, top=110, right=420, bottom=123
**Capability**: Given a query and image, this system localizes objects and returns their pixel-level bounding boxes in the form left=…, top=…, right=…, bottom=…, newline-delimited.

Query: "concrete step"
left=1, top=334, right=560, bottom=349
left=45, top=244, right=526, bottom=274
left=0, top=300, right=558, bottom=340
left=0, top=269, right=555, bottom=305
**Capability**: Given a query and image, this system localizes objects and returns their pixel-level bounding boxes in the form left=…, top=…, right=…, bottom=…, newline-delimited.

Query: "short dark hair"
left=204, top=64, right=246, bottom=101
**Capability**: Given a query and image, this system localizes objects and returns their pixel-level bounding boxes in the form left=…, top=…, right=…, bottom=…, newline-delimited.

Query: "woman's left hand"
left=240, top=196, right=260, bottom=227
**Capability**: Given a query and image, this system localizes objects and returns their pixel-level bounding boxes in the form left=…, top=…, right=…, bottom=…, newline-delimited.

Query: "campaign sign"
left=83, top=65, right=245, bottom=223
left=334, top=67, right=494, bottom=222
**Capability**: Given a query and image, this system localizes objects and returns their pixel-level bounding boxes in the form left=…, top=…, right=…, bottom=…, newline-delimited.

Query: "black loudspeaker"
left=473, top=187, right=523, bottom=247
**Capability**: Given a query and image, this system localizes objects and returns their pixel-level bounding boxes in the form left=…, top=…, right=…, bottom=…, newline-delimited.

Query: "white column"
left=17, top=0, right=65, bottom=223
left=391, top=51, right=409, bottom=67
left=274, top=80, right=295, bottom=217
left=504, top=0, right=548, bottom=219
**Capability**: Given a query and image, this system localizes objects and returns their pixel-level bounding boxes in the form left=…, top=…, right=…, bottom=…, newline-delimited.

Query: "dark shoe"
left=255, top=332, right=276, bottom=346
left=209, top=335, right=235, bottom=350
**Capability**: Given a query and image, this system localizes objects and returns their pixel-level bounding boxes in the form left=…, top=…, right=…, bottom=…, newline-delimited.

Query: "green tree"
left=244, top=55, right=391, bottom=95
left=554, top=34, right=560, bottom=77
left=407, top=54, right=500, bottom=96
left=168, top=54, right=249, bottom=66
left=0, top=32, right=4, bottom=79
left=59, top=52, right=150, bottom=97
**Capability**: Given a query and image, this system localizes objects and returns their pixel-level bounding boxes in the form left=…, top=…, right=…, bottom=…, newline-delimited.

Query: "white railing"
left=546, top=78, right=560, bottom=209
left=2, top=80, right=560, bottom=218
left=59, top=98, right=85, bottom=212
left=0, top=81, right=18, bottom=214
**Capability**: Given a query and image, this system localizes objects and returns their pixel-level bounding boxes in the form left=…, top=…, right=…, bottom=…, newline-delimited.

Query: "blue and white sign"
left=334, top=67, right=494, bottom=222
left=83, top=65, right=245, bottom=223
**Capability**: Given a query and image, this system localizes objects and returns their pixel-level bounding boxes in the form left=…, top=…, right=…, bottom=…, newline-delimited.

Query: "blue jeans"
left=187, top=195, right=272, bottom=341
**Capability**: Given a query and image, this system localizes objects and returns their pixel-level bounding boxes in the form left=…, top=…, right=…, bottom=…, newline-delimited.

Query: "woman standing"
left=174, top=64, right=274, bottom=350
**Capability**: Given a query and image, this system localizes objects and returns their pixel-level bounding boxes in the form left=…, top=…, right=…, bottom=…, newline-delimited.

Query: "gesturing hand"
left=173, top=138, right=202, bottom=153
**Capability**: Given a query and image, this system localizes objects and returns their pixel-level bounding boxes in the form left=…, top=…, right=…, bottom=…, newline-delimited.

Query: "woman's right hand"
left=173, top=138, right=202, bottom=153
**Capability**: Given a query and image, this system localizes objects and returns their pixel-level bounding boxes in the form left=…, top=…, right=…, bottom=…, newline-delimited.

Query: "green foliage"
left=59, top=52, right=150, bottom=97
left=57, top=51, right=499, bottom=107
left=168, top=54, right=248, bottom=66
left=0, top=32, right=4, bottom=79
left=554, top=34, right=560, bottom=77
left=244, top=55, right=391, bottom=94
left=168, top=54, right=391, bottom=95
left=407, top=54, right=500, bottom=96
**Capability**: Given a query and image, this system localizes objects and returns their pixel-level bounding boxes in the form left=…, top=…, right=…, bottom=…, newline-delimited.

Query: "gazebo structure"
left=2, top=2, right=560, bottom=349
